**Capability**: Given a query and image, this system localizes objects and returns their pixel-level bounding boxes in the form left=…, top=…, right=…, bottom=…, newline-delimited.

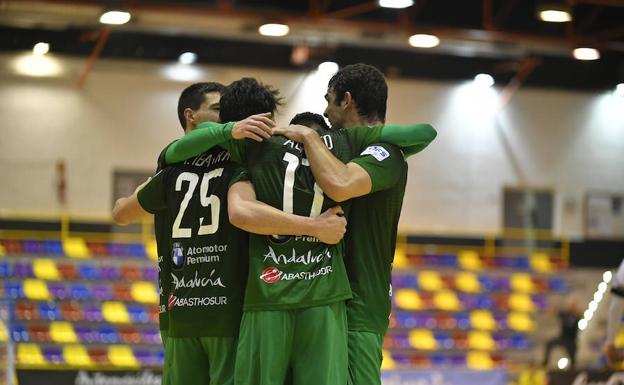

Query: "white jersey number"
left=172, top=170, right=223, bottom=238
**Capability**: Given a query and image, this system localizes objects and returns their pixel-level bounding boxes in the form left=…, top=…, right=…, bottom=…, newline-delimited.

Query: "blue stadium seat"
left=48, top=282, right=69, bottom=300
left=75, top=325, right=97, bottom=343
left=455, top=313, right=471, bottom=329
left=97, top=325, right=119, bottom=344
left=475, top=295, right=493, bottom=309
left=38, top=302, right=62, bottom=321
left=511, top=334, right=530, bottom=349
left=440, top=254, right=458, bottom=267
left=127, top=304, right=149, bottom=323
left=478, top=276, right=495, bottom=291
left=549, top=277, right=568, bottom=293
left=12, top=324, right=30, bottom=342
left=23, top=240, right=44, bottom=254
left=4, top=281, right=25, bottom=299
left=42, top=346, right=64, bottom=364
left=13, top=261, right=33, bottom=278
left=0, top=260, right=11, bottom=278
left=43, top=240, right=63, bottom=255
left=128, top=244, right=147, bottom=258
left=70, top=283, right=93, bottom=300
left=78, top=263, right=100, bottom=280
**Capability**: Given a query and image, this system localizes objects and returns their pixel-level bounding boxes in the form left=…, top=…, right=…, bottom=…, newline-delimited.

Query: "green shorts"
left=347, top=331, right=384, bottom=385
left=235, top=302, right=347, bottom=385
left=167, top=336, right=237, bottom=385
left=161, top=329, right=170, bottom=385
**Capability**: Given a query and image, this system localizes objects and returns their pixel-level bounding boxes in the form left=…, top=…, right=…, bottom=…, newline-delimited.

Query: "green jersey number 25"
left=172, top=169, right=223, bottom=238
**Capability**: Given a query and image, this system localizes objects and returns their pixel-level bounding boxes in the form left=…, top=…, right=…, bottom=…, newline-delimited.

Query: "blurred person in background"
left=605, top=259, right=624, bottom=367
left=542, top=295, right=582, bottom=369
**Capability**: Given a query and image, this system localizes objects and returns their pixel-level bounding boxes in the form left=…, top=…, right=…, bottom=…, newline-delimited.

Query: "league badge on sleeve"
left=171, top=242, right=185, bottom=269
left=361, top=145, right=390, bottom=161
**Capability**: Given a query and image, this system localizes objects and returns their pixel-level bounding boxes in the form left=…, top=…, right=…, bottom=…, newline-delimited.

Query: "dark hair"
left=290, top=112, right=330, bottom=131
left=219, top=77, right=282, bottom=122
left=328, top=63, right=387, bottom=123
left=177, top=82, right=225, bottom=130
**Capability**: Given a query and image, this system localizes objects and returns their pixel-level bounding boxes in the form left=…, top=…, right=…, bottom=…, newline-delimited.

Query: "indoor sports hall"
left=0, top=1, right=623, bottom=385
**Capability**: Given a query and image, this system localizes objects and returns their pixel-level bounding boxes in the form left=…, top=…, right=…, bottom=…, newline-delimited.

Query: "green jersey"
left=344, top=143, right=408, bottom=335
left=154, top=144, right=174, bottom=332
left=138, top=147, right=248, bottom=337
left=222, top=126, right=394, bottom=311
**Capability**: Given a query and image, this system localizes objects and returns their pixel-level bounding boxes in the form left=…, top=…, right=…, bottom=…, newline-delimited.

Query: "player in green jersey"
left=113, top=82, right=348, bottom=385
left=274, top=63, right=433, bottom=385
left=162, top=77, right=435, bottom=385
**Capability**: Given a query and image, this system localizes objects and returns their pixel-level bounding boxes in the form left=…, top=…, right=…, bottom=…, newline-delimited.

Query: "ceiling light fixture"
left=379, top=0, right=414, bottom=9
left=408, top=34, right=440, bottom=48
left=99, top=10, right=131, bottom=25
left=573, top=48, right=600, bottom=61
left=473, top=73, right=494, bottom=88
left=615, top=84, right=624, bottom=98
left=538, top=9, right=571, bottom=22
left=258, top=23, right=290, bottom=37
left=178, top=52, right=198, bottom=65
left=318, top=61, right=339, bottom=75
left=32, top=42, right=50, bottom=56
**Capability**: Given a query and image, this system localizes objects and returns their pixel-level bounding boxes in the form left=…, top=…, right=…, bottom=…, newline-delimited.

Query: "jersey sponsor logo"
left=171, top=296, right=228, bottom=308
left=159, top=304, right=166, bottom=314
left=263, top=246, right=331, bottom=266
left=361, top=145, right=390, bottom=161
left=280, top=266, right=333, bottom=281
left=259, top=266, right=333, bottom=284
left=168, top=293, right=175, bottom=310
left=187, top=244, right=228, bottom=256
left=171, top=242, right=185, bottom=269
left=186, top=255, right=220, bottom=265
left=171, top=270, right=226, bottom=290
left=260, top=267, right=282, bottom=284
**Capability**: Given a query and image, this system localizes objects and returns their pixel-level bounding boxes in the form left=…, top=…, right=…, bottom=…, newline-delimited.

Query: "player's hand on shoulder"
left=273, top=124, right=317, bottom=143
left=313, top=206, right=347, bottom=245
left=232, top=112, right=275, bottom=142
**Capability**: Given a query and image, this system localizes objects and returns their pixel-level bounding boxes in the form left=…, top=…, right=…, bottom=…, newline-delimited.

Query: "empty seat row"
left=0, top=259, right=157, bottom=282
left=392, top=271, right=567, bottom=294
left=395, top=250, right=566, bottom=273
left=14, top=300, right=159, bottom=324
left=0, top=239, right=148, bottom=259
left=393, top=288, right=547, bottom=313
left=5, top=280, right=158, bottom=304
left=17, top=343, right=163, bottom=367
left=12, top=322, right=161, bottom=345
left=384, top=329, right=530, bottom=351
left=390, top=309, right=535, bottom=332
left=384, top=350, right=506, bottom=371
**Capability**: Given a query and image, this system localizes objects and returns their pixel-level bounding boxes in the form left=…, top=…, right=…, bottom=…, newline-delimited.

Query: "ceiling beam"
left=570, top=0, right=624, bottom=7
left=76, top=27, right=110, bottom=89
left=483, top=0, right=495, bottom=31
left=498, top=57, right=541, bottom=110
left=324, top=1, right=378, bottom=19
left=493, top=0, right=519, bottom=29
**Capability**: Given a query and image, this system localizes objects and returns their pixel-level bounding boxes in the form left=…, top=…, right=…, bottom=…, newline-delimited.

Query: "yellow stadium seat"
left=458, top=250, right=482, bottom=271
left=468, top=331, right=495, bottom=351
left=508, top=312, right=535, bottom=332
left=511, top=273, right=535, bottom=294
left=419, top=271, right=443, bottom=291
left=381, top=349, right=396, bottom=370
left=64, top=345, right=93, bottom=367
left=434, top=290, right=461, bottom=311
left=456, top=272, right=481, bottom=293
left=0, top=321, right=7, bottom=342
left=467, top=351, right=494, bottom=370
left=33, top=258, right=60, bottom=280
left=146, top=240, right=158, bottom=262
left=63, top=237, right=90, bottom=259
left=394, top=289, right=422, bottom=311
left=131, top=281, right=158, bottom=304
left=23, top=279, right=50, bottom=300
left=102, top=301, right=130, bottom=323
left=108, top=345, right=139, bottom=367
left=393, top=245, right=409, bottom=268
left=509, top=293, right=536, bottom=313
left=50, top=321, right=78, bottom=343
left=530, top=253, right=553, bottom=273
left=408, top=329, right=438, bottom=350
left=0, top=244, right=5, bottom=256
left=470, top=310, right=496, bottom=331
left=18, top=343, right=47, bottom=366
left=615, top=329, right=624, bottom=348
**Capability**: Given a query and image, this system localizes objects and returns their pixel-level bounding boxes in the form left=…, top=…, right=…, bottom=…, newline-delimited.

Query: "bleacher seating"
left=0, top=237, right=569, bottom=370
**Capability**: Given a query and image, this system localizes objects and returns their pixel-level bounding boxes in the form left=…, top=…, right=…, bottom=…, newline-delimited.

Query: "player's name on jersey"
left=170, top=295, right=228, bottom=308
left=171, top=270, right=226, bottom=290
left=183, top=150, right=230, bottom=167
left=187, top=244, right=228, bottom=256
left=262, top=246, right=331, bottom=266
left=283, top=134, right=334, bottom=153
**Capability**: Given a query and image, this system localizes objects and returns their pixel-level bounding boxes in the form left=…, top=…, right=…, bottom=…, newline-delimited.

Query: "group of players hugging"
left=113, top=63, right=437, bottom=385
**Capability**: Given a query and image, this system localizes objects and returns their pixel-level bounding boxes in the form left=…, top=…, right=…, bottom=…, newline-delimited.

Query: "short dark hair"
left=219, top=77, right=282, bottom=122
left=177, top=82, right=225, bottom=130
left=328, top=63, right=387, bottom=123
left=290, top=112, right=330, bottom=132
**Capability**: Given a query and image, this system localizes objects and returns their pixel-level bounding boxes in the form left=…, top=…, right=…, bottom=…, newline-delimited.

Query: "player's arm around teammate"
left=273, top=122, right=436, bottom=202
left=228, top=178, right=347, bottom=244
